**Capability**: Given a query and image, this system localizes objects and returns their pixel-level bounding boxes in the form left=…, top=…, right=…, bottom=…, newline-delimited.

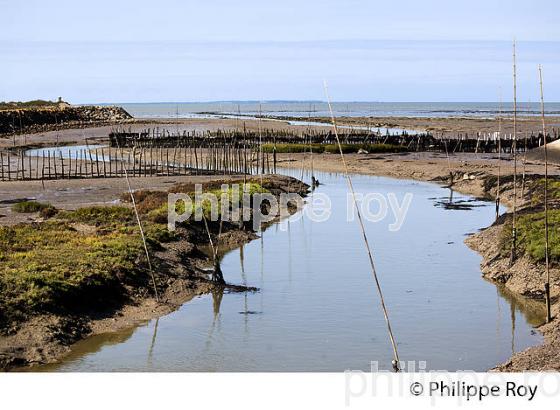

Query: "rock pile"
left=0, top=105, right=133, bottom=136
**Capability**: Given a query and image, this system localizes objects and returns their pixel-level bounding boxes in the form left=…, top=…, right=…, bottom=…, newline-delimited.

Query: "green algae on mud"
left=499, top=211, right=560, bottom=262
left=0, top=175, right=308, bottom=371
left=0, top=181, right=275, bottom=333
left=0, top=216, right=163, bottom=330
left=496, top=177, right=560, bottom=263
left=11, top=201, right=53, bottom=214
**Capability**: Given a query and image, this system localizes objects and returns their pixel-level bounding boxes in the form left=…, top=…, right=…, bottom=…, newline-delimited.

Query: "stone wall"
left=0, top=105, right=133, bottom=136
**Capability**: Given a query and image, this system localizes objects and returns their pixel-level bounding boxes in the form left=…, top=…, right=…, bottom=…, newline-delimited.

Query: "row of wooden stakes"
left=0, top=144, right=276, bottom=181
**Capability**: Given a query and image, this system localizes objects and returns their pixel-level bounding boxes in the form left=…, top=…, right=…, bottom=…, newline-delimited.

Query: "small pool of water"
left=26, top=145, right=109, bottom=162
left=35, top=170, right=545, bottom=372
left=190, top=112, right=422, bottom=134
left=285, top=119, right=421, bottom=135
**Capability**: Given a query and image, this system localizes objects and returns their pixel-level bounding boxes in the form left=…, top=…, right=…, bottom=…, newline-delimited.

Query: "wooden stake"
left=510, top=40, right=518, bottom=265
left=496, top=94, right=502, bottom=221
left=539, top=65, right=552, bottom=323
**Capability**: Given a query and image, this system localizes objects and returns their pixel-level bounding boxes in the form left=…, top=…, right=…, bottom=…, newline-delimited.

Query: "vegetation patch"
left=147, top=183, right=269, bottom=224
left=499, top=209, right=560, bottom=263
left=12, top=201, right=53, bottom=214
left=119, top=190, right=168, bottom=214
left=527, top=179, right=560, bottom=206
left=57, top=206, right=135, bottom=227
left=0, top=200, right=181, bottom=329
left=0, top=181, right=272, bottom=330
left=261, top=143, right=408, bottom=154
left=0, top=220, right=148, bottom=329
left=0, top=100, right=61, bottom=110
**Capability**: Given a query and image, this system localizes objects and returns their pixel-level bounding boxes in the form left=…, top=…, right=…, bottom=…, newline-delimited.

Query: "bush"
left=57, top=206, right=134, bottom=227
left=39, top=206, right=58, bottom=219
left=262, top=143, right=325, bottom=153
left=12, top=201, right=52, bottom=213
left=119, top=190, right=169, bottom=214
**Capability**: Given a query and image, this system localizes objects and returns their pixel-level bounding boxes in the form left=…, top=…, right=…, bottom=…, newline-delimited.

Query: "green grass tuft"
left=12, top=201, right=52, bottom=214
left=57, top=206, right=135, bottom=227
left=500, top=210, right=560, bottom=262
left=0, top=221, right=147, bottom=326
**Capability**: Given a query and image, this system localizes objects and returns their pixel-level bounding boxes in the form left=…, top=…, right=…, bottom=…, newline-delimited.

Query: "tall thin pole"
left=324, top=81, right=401, bottom=371
left=113, top=128, right=159, bottom=301
left=510, top=40, right=518, bottom=265
left=258, top=103, right=263, bottom=187
left=496, top=92, right=502, bottom=221
left=539, top=65, right=552, bottom=323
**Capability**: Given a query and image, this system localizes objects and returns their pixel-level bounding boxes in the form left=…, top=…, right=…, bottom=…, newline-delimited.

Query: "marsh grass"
left=261, top=143, right=408, bottom=154
left=500, top=209, right=560, bottom=262
left=527, top=179, right=560, bottom=206
left=57, top=206, right=135, bottom=227
left=0, top=220, right=147, bottom=327
left=12, top=201, right=53, bottom=214
left=0, top=183, right=269, bottom=329
left=146, top=183, right=268, bottom=224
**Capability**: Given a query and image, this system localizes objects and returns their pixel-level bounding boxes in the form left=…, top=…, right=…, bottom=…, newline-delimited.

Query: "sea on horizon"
left=111, top=101, right=560, bottom=119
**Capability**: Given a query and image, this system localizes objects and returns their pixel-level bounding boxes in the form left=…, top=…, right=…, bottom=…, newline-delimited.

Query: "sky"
left=1, top=0, right=559, bottom=103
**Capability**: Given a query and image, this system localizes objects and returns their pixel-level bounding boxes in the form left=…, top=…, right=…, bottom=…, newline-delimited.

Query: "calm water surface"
left=26, top=145, right=109, bottom=162
left=37, top=170, right=545, bottom=372
left=119, top=101, right=560, bottom=119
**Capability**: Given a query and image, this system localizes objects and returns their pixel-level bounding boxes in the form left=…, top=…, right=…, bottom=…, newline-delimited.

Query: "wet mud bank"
left=463, top=175, right=560, bottom=371
left=277, top=151, right=560, bottom=370
left=0, top=174, right=308, bottom=370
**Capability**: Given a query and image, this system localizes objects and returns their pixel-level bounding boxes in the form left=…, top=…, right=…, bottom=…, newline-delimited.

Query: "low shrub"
left=11, top=201, right=52, bottom=213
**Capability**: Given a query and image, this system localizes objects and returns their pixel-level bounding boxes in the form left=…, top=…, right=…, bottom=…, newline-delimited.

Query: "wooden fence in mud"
left=2, top=125, right=558, bottom=182
left=108, top=127, right=421, bottom=147
left=0, top=142, right=276, bottom=182
left=108, top=127, right=559, bottom=154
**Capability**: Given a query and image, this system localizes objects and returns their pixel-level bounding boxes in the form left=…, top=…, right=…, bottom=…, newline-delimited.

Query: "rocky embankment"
left=0, top=105, right=132, bottom=136
left=458, top=174, right=560, bottom=371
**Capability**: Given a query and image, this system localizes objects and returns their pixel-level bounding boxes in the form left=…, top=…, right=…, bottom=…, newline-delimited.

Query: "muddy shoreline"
left=2, top=117, right=559, bottom=371
left=0, top=174, right=308, bottom=370
left=275, top=150, right=560, bottom=371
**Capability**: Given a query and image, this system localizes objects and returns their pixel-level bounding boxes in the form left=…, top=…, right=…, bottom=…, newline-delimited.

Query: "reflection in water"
left=496, top=288, right=502, bottom=360
left=511, top=303, right=516, bottom=356
left=205, top=287, right=225, bottom=353
left=31, top=322, right=140, bottom=372
left=239, top=245, right=246, bottom=285
left=495, top=283, right=547, bottom=327
left=147, top=319, right=159, bottom=367
left=32, top=170, right=546, bottom=372
left=211, top=288, right=224, bottom=319
left=288, top=220, right=293, bottom=285
left=26, top=145, right=109, bottom=162
left=491, top=282, right=548, bottom=358
left=239, top=245, right=250, bottom=339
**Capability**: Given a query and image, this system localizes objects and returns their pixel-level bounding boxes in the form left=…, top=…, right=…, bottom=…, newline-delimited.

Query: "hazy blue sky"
left=1, top=0, right=559, bottom=103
